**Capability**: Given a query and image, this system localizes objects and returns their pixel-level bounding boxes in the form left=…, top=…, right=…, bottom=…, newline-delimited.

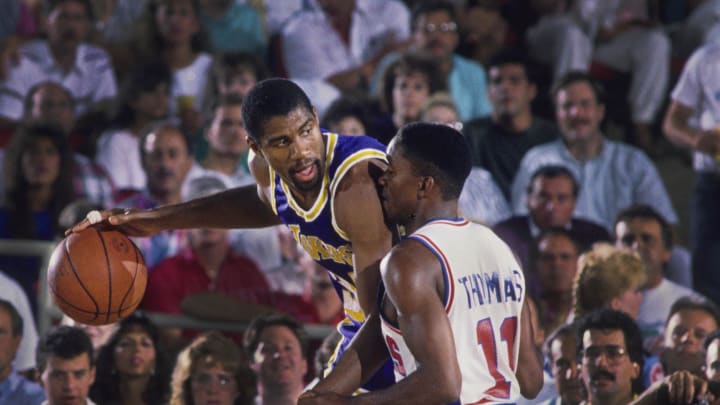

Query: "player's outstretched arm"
left=333, top=160, right=394, bottom=316
left=516, top=296, right=544, bottom=399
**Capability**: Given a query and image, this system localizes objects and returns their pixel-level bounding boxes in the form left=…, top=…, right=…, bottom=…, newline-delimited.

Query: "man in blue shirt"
left=0, top=299, right=45, bottom=405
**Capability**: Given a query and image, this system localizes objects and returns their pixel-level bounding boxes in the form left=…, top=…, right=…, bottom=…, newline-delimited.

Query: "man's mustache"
left=591, top=369, right=615, bottom=382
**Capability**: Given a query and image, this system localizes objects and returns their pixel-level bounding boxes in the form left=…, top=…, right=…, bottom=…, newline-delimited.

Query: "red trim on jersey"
left=381, top=317, right=403, bottom=335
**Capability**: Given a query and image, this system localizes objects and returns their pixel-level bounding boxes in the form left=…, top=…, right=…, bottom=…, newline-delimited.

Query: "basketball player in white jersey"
left=300, top=122, right=543, bottom=404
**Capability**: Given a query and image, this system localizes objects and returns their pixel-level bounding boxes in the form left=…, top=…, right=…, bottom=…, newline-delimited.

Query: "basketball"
left=48, top=228, right=147, bottom=326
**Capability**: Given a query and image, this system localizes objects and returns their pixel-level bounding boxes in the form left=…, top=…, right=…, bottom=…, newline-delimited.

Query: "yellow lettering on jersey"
left=329, top=273, right=365, bottom=323
left=286, top=225, right=353, bottom=265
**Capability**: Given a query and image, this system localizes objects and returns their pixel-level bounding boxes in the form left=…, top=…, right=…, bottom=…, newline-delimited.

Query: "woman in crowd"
left=90, top=312, right=172, bottom=405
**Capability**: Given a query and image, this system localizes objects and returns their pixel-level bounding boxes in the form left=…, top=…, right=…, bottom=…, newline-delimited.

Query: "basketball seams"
left=95, top=228, right=114, bottom=324
left=117, top=244, right=140, bottom=317
left=63, top=236, right=100, bottom=321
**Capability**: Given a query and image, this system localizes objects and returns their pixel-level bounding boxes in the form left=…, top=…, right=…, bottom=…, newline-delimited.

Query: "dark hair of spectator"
left=532, top=227, right=580, bottom=273
left=527, top=165, right=579, bottom=198
left=666, top=296, right=720, bottom=329
left=0, top=299, right=23, bottom=337
left=3, top=122, right=76, bottom=238
left=212, top=93, right=245, bottom=115
left=139, top=120, right=192, bottom=161
left=214, top=52, right=269, bottom=89
left=320, top=95, right=373, bottom=134
left=111, top=61, right=172, bottom=129
left=703, top=329, right=720, bottom=351
left=486, top=48, right=534, bottom=84
left=392, top=122, right=471, bottom=200
left=551, top=71, right=606, bottom=106
left=411, top=0, right=457, bottom=30
left=90, top=312, right=172, bottom=405
left=614, top=204, right=673, bottom=249
left=380, top=52, right=447, bottom=115
left=135, top=0, right=209, bottom=58
left=23, top=82, right=75, bottom=119
left=37, top=325, right=94, bottom=372
left=544, top=322, right=577, bottom=362
left=244, top=314, right=308, bottom=360
left=241, top=78, right=314, bottom=142
left=45, top=0, right=94, bottom=21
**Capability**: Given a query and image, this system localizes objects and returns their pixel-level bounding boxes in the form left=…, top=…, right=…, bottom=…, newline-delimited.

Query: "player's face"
left=392, top=72, right=430, bottom=124
left=329, top=116, right=366, bottom=136
left=706, top=339, right=720, bottom=382
left=488, top=64, right=536, bottom=118
left=113, top=328, right=157, bottom=378
left=378, top=143, right=421, bottom=226
left=528, top=175, right=576, bottom=229
left=549, top=334, right=584, bottom=405
left=615, top=218, right=670, bottom=279
left=580, top=329, right=638, bottom=403
left=251, top=325, right=307, bottom=391
left=41, top=353, right=96, bottom=405
left=555, top=82, right=604, bottom=145
left=30, top=85, right=76, bottom=135
left=249, top=107, right=325, bottom=194
left=131, top=83, right=170, bottom=121
left=0, top=308, right=21, bottom=380
left=47, top=1, right=90, bottom=47
left=206, top=105, right=249, bottom=155
left=142, top=127, right=192, bottom=198
left=665, top=309, right=719, bottom=355
left=535, top=233, right=579, bottom=295
left=413, top=10, right=458, bottom=60
left=191, top=363, right=239, bottom=405
left=155, top=0, right=199, bottom=46
left=22, top=137, right=62, bottom=187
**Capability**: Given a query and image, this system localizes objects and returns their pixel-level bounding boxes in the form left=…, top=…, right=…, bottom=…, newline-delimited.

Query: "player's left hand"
left=298, top=390, right=352, bottom=405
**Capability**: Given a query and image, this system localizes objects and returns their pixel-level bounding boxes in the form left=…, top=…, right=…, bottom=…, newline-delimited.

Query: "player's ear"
left=418, top=176, right=435, bottom=197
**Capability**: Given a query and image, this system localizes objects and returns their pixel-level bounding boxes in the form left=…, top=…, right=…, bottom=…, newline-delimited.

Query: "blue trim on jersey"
left=406, top=234, right=452, bottom=308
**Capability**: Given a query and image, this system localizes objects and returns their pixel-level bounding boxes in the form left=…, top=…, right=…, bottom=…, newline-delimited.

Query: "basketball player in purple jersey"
left=69, top=78, right=396, bottom=389
left=300, top=123, right=543, bottom=404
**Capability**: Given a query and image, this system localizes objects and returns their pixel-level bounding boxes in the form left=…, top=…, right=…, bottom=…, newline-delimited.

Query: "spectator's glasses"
left=191, top=372, right=235, bottom=389
left=419, top=22, right=457, bottom=34
left=581, top=345, right=627, bottom=363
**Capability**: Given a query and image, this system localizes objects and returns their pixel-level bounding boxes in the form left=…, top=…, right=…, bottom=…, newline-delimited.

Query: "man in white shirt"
left=0, top=271, right=38, bottom=375
left=38, top=326, right=96, bottom=405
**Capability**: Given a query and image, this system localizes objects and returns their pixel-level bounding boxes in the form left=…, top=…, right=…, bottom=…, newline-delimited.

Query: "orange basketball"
left=48, top=228, right=147, bottom=326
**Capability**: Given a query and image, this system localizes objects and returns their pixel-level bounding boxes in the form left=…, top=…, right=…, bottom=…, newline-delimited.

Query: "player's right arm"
left=67, top=151, right=282, bottom=236
left=515, top=296, right=544, bottom=399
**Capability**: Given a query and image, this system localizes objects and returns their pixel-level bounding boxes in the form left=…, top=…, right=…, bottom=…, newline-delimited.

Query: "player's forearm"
left=516, top=299, right=544, bottom=398
left=350, top=368, right=460, bottom=405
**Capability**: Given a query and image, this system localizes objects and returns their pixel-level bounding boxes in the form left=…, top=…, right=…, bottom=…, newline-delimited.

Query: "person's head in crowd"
left=574, top=244, right=647, bottom=320
left=24, top=82, right=76, bottom=135
left=37, top=325, right=95, bottom=405
left=703, top=329, right=720, bottom=383
left=418, top=92, right=463, bottom=131
left=0, top=299, right=23, bottom=382
left=184, top=176, right=231, bottom=252
left=205, top=93, right=248, bottom=159
left=661, top=296, right=720, bottom=375
left=111, top=62, right=171, bottom=132
left=171, top=331, right=256, bottom=405
left=577, top=308, right=643, bottom=405
left=2, top=122, right=76, bottom=239
left=44, top=0, right=93, bottom=52
left=411, top=0, right=459, bottom=62
left=137, top=0, right=208, bottom=57
left=244, top=314, right=307, bottom=403
left=59, top=315, right=118, bottom=353
left=380, top=52, right=446, bottom=130
left=90, top=312, right=172, bottom=405
left=552, top=71, right=606, bottom=145
left=210, top=52, right=269, bottom=99
left=320, top=95, right=372, bottom=136
left=534, top=228, right=579, bottom=300
left=309, top=264, right=343, bottom=325
left=486, top=48, right=537, bottom=126
left=314, top=330, right=342, bottom=380
left=614, top=204, right=673, bottom=290
left=139, top=120, right=193, bottom=205
left=526, top=165, right=579, bottom=230
left=545, top=323, right=584, bottom=405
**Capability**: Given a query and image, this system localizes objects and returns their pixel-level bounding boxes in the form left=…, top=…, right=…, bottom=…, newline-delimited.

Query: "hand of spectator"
left=298, top=390, right=352, bottom=405
left=663, top=370, right=711, bottom=405
left=0, top=35, right=21, bottom=80
left=695, top=130, right=720, bottom=158
left=65, top=208, right=164, bottom=237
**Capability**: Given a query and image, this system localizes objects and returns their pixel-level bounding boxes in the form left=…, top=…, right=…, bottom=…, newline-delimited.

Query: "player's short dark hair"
left=392, top=122, right=472, bottom=200
left=551, top=71, right=605, bottom=106
left=614, top=204, right=673, bottom=249
left=411, top=0, right=457, bottom=30
left=703, top=328, right=720, bottom=351
left=243, top=314, right=308, bottom=360
left=666, top=296, right=720, bottom=329
left=37, top=325, right=94, bottom=372
left=527, top=165, right=579, bottom=198
left=576, top=309, right=644, bottom=372
left=242, top=78, right=314, bottom=142
left=0, top=299, right=23, bottom=337
left=486, top=48, right=534, bottom=84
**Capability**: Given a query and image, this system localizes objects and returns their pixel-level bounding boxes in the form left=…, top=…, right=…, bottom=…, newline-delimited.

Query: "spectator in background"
left=372, top=1, right=492, bottom=122
left=96, top=62, right=171, bottom=192
left=704, top=328, right=720, bottom=383
left=660, top=296, right=720, bottom=375
left=244, top=314, right=308, bottom=405
left=543, top=323, right=584, bottom=405
left=511, top=72, right=677, bottom=232
left=20, top=0, right=118, bottom=115
left=59, top=315, right=117, bottom=356
left=37, top=326, right=96, bottom=405
left=663, top=42, right=720, bottom=307
left=200, top=0, right=265, bottom=55
left=0, top=272, right=38, bottom=375
left=282, top=0, right=410, bottom=113
left=457, top=0, right=508, bottom=67
left=0, top=299, right=45, bottom=404
left=463, top=48, right=560, bottom=200
left=90, top=313, right=172, bottom=405
left=170, top=331, right=256, bottom=405
left=320, top=95, right=373, bottom=136
left=494, top=165, right=609, bottom=272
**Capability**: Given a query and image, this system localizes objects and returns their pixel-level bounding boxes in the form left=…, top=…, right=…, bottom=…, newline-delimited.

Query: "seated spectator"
left=320, top=95, right=374, bottom=136
left=200, top=0, right=265, bottom=55
left=704, top=328, right=720, bottom=383
left=494, top=165, right=610, bottom=272
left=117, top=121, right=192, bottom=267
left=660, top=296, right=720, bottom=375
left=96, top=62, right=171, bottom=191
left=0, top=56, right=47, bottom=127
left=89, top=312, right=171, bottom=405
left=463, top=48, right=560, bottom=200
left=0, top=271, right=39, bottom=375
left=59, top=315, right=117, bottom=355
left=511, top=72, right=677, bottom=232
left=543, top=323, right=584, bottom=405
left=614, top=205, right=700, bottom=343
left=457, top=0, right=507, bottom=67
left=170, top=331, right=256, bottom=405
left=0, top=299, right=45, bottom=404
left=37, top=326, right=96, bottom=405
left=20, top=0, right=118, bottom=115
left=244, top=314, right=308, bottom=405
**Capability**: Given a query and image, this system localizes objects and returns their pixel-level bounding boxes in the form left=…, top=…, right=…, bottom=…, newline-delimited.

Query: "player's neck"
left=405, top=201, right=459, bottom=234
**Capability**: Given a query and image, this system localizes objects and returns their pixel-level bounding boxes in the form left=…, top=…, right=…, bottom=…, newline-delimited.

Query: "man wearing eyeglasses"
left=577, top=308, right=644, bottom=405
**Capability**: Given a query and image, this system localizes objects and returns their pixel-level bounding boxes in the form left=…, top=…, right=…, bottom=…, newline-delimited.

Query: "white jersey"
left=380, top=218, right=526, bottom=404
